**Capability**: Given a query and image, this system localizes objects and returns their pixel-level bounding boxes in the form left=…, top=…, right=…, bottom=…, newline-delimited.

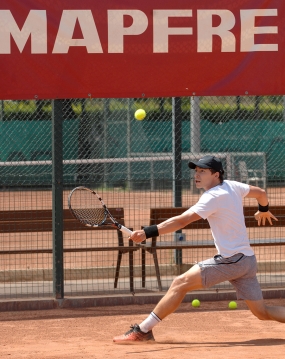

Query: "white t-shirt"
left=187, top=180, right=254, bottom=257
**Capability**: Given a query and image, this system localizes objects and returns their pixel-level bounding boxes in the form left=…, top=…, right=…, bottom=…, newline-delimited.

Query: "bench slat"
left=0, top=208, right=127, bottom=233
left=0, top=208, right=125, bottom=221
left=140, top=238, right=285, bottom=251
left=0, top=246, right=140, bottom=255
left=1, top=219, right=126, bottom=233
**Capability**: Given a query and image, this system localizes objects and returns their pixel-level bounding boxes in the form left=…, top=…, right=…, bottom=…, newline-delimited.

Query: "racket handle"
left=118, top=225, right=133, bottom=236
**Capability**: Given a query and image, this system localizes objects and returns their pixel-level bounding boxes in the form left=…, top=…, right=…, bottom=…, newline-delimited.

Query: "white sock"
left=139, top=312, right=162, bottom=333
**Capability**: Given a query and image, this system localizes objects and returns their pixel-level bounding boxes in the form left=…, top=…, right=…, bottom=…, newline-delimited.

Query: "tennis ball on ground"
left=192, top=299, right=200, bottom=307
left=134, top=109, right=146, bottom=120
left=228, top=301, right=237, bottom=310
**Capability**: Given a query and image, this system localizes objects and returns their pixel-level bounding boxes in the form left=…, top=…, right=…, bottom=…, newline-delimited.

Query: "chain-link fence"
left=0, top=96, right=285, bottom=300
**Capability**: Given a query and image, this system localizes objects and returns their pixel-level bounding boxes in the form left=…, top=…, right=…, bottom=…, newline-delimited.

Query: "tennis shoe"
left=113, top=324, right=155, bottom=344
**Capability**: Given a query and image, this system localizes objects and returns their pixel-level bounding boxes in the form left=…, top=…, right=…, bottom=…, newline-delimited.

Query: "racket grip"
left=119, top=225, right=133, bottom=236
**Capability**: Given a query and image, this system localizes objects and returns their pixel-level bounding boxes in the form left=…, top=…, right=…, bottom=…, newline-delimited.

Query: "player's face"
left=194, top=167, right=220, bottom=190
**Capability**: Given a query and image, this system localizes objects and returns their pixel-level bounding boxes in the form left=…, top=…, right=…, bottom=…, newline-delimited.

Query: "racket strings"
left=72, top=207, right=106, bottom=226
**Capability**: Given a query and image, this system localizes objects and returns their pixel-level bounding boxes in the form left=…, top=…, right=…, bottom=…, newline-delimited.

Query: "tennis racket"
left=68, top=186, right=133, bottom=236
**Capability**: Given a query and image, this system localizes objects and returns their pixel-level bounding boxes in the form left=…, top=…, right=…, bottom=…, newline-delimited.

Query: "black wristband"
left=258, top=203, right=269, bottom=212
left=144, top=225, right=159, bottom=239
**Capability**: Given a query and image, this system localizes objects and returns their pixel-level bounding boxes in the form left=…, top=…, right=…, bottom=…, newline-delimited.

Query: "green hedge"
left=1, top=98, right=284, bottom=122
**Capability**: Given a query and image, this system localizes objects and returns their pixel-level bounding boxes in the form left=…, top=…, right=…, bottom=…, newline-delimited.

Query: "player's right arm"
left=130, top=211, right=201, bottom=244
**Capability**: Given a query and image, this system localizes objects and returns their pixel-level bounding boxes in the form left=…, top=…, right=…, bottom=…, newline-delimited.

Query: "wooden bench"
left=0, top=208, right=137, bottom=292
left=141, top=205, right=285, bottom=291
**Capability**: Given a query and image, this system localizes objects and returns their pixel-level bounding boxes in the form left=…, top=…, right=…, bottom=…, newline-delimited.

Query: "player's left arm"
left=245, top=185, right=278, bottom=226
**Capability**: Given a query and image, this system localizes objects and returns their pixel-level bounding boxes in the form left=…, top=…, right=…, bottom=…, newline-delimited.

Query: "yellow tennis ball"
left=134, top=109, right=146, bottom=120
left=229, top=301, right=237, bottom=310
left=192, top=299, right=200, bottom=307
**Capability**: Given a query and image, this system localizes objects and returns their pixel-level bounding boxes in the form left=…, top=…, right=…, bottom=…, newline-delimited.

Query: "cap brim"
left=188, top=161, right=211, bottom=169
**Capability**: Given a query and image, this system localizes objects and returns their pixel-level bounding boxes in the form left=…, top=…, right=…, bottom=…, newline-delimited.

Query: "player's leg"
left=245, top=299, right=285, bottom=323
left=229, top=256, right=285, bottom=323
left=113, top=264, right=203, bottom=344
left=151, top=263, right=203, bottom=319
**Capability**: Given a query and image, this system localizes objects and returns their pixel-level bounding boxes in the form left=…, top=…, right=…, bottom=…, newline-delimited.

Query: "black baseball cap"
left=188, top=155, right=224, bottom=174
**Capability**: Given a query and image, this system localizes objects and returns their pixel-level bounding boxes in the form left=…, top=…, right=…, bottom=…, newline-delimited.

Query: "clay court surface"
left=1, top=299, right=285, bottom=359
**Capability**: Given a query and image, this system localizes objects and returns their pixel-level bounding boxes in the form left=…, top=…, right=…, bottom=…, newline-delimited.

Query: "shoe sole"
left=113, top=339, right=155, bottom=345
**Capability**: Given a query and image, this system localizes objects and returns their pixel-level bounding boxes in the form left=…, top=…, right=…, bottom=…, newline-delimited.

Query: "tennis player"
left=113, top=155, right=284, bottom=344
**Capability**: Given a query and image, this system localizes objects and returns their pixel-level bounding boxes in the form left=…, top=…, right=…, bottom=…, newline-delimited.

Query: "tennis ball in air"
left=228, top=301, right=237, bottom=310
left=134, top=109, right=146, bottom=120
left=192, top=299, right=200, bottom=307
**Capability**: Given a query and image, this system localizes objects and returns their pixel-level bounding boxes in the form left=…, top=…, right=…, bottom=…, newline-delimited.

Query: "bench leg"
left=142, top=241, right=146, bottom=288
left=129, top=240, right=134, bottom=293
left=114, top=251, right=122, bottom=289
left=142, top=246, right=162, bottom=291
left=114, top=250, right=134, bottom=293
left=115, top=230, right=135, bottom=292
left=152, top=249, right=162, bottom=291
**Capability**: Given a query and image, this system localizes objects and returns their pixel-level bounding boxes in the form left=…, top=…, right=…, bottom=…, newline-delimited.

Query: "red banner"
left=0, top=0, right=284, bottom=99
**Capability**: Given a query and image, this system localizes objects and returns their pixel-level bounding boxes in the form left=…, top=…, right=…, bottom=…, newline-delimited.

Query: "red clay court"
left=1, top=299, right=285, bottom=359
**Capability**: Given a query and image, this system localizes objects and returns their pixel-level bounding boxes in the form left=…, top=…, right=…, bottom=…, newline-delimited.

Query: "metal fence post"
left=172, top=97, right=182, bottom=265
left=52, top=99, right=64, bottom=299
left=103, top=99, right=111, bottom=186
left=191, top=96, right=201, bottom=153
left=190, top=96, right=201, bottom=193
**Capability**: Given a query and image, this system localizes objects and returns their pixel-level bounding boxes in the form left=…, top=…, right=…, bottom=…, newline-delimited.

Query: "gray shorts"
left=198, top=253, right=263, bottom=301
